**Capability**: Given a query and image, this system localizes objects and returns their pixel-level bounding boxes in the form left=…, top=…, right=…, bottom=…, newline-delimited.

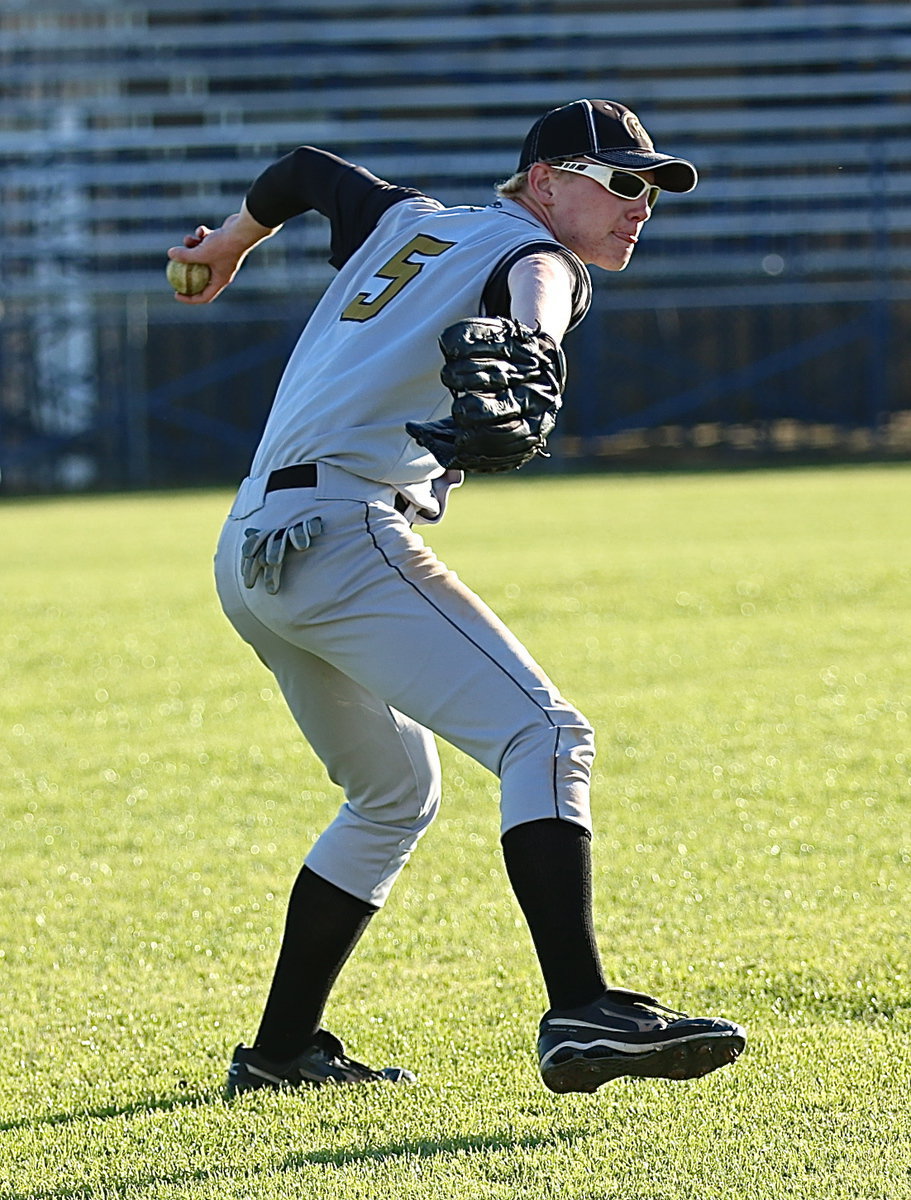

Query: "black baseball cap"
left=518, top=99, right=698, bottom=193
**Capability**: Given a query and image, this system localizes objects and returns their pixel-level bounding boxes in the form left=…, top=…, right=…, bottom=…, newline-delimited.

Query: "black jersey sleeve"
left=481, top=242, right=592, bottom=331
left=245, top=146, right=426, bottom=269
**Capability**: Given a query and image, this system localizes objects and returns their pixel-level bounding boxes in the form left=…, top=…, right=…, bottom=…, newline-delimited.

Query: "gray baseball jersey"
left=249, top=204, right=588, bottom=512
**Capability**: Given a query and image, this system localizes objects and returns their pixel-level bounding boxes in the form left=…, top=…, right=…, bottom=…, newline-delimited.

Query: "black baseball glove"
left=405, top=317, right=567, bottom=473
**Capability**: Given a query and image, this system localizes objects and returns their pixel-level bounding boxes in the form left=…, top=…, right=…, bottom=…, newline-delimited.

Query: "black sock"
left=253, top=865, right=377, bottom=1062
left=501, top=818, right=606, bottom=1011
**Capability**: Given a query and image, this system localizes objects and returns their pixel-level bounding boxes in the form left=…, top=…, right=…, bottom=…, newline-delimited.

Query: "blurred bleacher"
left=2, top=0, right=910, bottom=490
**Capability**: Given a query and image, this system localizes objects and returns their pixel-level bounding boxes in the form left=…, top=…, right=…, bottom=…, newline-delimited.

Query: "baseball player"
left=168, top=99, right=746, bottom=1096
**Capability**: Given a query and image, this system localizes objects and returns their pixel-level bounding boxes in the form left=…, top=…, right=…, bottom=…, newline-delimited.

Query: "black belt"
left=265, top=463, right=318, bottom=492
left=265, top=463, right=409, bottom=514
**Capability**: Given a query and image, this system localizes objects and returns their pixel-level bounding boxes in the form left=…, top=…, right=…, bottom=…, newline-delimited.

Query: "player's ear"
left=526, top=162, right=557, bottom=202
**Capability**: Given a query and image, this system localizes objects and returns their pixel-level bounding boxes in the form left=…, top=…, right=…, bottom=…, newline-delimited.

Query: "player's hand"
left=167, top=204, right=280, bottom=305
left=167, top=217, right=245, bottom=304
left=182, top=225, right=211, bottom=250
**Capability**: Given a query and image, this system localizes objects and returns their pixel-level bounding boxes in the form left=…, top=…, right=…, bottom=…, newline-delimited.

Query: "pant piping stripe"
left=363, top=504, right=561, bottom=810
left=551, top=725, right=561, bottom=820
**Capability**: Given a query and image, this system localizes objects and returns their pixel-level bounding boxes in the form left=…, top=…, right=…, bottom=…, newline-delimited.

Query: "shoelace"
left=337, top=1051, right=381, bottom=1076
left=317, top=1041, right=384, bottom=1082
left=602, top=988, right=689, bottom=1020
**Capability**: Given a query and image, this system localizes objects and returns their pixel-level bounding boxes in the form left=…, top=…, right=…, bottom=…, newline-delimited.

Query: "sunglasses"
left=550, top=160, right=660, bottom=207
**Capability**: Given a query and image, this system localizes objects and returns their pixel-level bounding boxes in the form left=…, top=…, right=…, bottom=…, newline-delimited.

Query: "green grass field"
left=2, top=465, right=909, bottom=1200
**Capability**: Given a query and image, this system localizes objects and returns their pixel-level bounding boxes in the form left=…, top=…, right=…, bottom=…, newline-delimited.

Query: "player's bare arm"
left=506, top=252, right=575, bottom=340
left=167, top=200, right=280, bottom=305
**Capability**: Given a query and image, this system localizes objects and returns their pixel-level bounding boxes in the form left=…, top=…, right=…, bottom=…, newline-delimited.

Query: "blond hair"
left=495, top=169, right=530, bottom=198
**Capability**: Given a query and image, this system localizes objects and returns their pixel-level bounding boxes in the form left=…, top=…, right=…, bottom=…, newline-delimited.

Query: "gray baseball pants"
left=214, top=463, right=594, bottom=907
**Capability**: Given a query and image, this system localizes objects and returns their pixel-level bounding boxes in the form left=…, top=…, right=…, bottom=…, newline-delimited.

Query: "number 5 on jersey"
left=341, top=234, right=456, bottom=322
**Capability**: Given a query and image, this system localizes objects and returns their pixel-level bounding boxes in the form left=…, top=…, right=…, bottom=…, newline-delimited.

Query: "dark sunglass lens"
left=610, top=171, right=646, bottom=199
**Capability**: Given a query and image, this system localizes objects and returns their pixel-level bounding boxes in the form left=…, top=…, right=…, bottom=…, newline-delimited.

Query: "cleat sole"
left=540, top=1030, right=746, bottom=1094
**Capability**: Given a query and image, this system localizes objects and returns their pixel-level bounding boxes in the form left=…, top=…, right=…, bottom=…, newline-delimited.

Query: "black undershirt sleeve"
left=245, top=145, right=426, bottom=269
left=481, top=242, right=593, bottom=330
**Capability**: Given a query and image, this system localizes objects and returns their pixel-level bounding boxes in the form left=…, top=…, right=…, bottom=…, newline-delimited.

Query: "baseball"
left=167, top=259, right=211, bottom=295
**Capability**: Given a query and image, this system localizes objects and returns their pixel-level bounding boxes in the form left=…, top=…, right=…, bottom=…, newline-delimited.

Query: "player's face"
left=542, top=166, right=657, bottom=271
